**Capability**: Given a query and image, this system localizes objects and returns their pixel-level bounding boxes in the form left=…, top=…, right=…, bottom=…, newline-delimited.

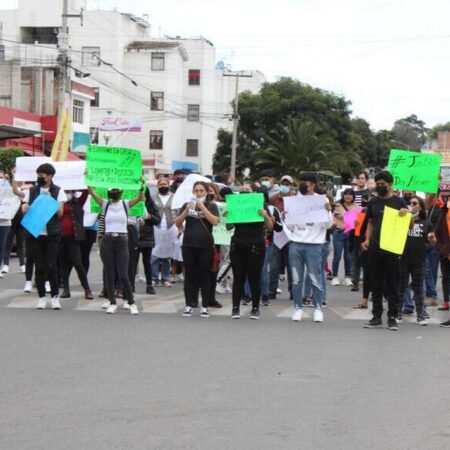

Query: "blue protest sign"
left=21, top=194, right=60, bottom=238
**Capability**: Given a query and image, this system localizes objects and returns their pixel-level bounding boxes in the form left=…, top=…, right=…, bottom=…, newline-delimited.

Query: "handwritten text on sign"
left=388, top=148, right=441, bottom=193
left=85, top=145, right=142, bottom=189
left=283, top=195, right=329, bottom=225
left=226, top=193, right=264, bottom=224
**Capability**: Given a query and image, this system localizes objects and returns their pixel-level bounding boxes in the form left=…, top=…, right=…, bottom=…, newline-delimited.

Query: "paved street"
left=1, top=252, right=450, bottom=450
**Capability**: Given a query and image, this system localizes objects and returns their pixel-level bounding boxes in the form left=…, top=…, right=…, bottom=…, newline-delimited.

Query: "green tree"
left=0, top=147, right=25, bottom=177
left=392, top=114, right=428, bottom=149
left=428, top=122, right=450, bottom=140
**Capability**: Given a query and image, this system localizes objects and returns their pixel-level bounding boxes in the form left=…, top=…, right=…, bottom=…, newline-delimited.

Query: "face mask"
left=261, top=180, right=271, bottom=189
left=280, top=185, right=290, bottom=195
left=37, top=176, right=46, bottom=187
left=158, top=186, right=169, bottom=195
left=108, top=191, right=121, bottom=201
left=66, top=193, right=73, bottom=201
left=375, top=185, right=388, bottom=197
left=206, top=194, right=215, bottom=202
left=197, top=196, right=206, bottom=203
left=299, top=183, right=308, bottom=195
left=0, top=178, right=8, bottom=186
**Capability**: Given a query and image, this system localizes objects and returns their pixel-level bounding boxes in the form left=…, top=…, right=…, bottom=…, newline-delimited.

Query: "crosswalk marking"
left=7, top=295, right=40, bottom=308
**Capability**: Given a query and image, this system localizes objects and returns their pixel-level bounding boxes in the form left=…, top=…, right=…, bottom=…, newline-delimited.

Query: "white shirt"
left=23, top=186, right=67, bottom=236
left=102, top=200, right=130, bottom=233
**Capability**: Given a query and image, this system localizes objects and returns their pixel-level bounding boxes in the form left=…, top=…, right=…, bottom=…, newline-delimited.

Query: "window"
left=82, top=46, right=101, bottom=66
left=151, top=92, right=164, bottom=111
left=90, top=127, right=98, bottom=144
left=187, top=104, right=200, bottom=122
left=186, top=139, right=199, bottom=157
left=188, top=69, right=201, bottom=86
left=91, top=88, right=100, bottom=107
left=151, top=52, right=165, bottom=71
left=73, top=99, right=84, bottom=124
left=149, top=130, right=163, bottom=150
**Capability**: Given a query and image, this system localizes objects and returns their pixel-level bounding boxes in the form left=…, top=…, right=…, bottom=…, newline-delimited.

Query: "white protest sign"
left=274, top=224, right=291, bottom=249
left=284, top=194, right=329, bottom=225
left=171, top=174, right=211, bottom=210
left=15, top=156, right=52, bottom=182
left=83, top=212, right=98, bottom=227
left=0, top=187, right=21, bottom=220
left=52, top=161, right=86, bottom=190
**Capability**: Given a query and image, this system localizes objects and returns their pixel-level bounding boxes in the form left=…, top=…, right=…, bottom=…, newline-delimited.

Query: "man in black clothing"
left=170, top=169, right=185, bottom=193
left=354, top=170, right=370, bottom=207
left=361, top=170, right=408, bottom=330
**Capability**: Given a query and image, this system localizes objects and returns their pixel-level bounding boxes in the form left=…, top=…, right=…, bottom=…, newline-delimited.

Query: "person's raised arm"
left=87, top=186, right=103, bottom=207
left=197, top=202, right=219, bottom=226
left=175, top=202, right=194, bottom=228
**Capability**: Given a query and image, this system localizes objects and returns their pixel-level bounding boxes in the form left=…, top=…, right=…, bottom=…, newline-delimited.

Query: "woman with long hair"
left=175, top=181, right=219, bottom=318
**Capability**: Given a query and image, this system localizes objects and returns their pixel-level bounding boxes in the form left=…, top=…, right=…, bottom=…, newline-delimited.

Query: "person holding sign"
left=175, top=181, right=219, bottom=318
left=88, top=184, right=145, bottom=315
left=361, top=171, right=408, bottom=330
left=227, top=182, right=274, bottom=320
left=21, top=164, right=67, bottom=310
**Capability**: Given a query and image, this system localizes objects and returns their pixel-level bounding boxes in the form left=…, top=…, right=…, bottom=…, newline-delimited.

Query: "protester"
left=288, top=173, right=333, bottom=322
left=175, top=181, right=219, bottom=318
left=260, top=169, right=280, bottom=197
left=0, top=170, right=13, bottom=279
left=170, top=169, right=185, bottom=193
left=88, top=184, right=144, bottom=315
left=353, top=171, right=369, bottom=206
left=227, top=182, right=274, bottom=319
left=21, top=163, right=67, bottom=309
left=361, top=170, right=407, bottom=330
left=331, top=188, right=358, bottom=287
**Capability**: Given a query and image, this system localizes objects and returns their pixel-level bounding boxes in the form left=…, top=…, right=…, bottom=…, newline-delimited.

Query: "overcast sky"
left=3, top=0, right=450, bottom=131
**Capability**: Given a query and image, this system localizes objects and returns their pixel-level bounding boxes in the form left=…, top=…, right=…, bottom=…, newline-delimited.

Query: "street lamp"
left=390, top=139, right=410, bottom=150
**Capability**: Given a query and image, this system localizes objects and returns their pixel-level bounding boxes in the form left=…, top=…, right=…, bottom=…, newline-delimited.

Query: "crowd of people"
left=2, top=162, right=450, bottom=330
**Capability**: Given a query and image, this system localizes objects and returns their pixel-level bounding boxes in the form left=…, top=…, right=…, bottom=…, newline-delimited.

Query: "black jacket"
left=29, top=183, right=61, bottom=236
left=63, top=191, right=88, bottom=241
left=137, top=189, right=161, bottom=248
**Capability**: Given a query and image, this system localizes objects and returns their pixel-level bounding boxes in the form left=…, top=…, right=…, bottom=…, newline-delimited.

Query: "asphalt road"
left=1, top=252, right=450, bottom=450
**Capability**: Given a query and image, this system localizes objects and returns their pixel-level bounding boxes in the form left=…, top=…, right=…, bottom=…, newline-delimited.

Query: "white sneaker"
left=169, top=276, right=176, bottom=284
left=313, top=308, right=324, bottom=323
left=129, top=304, right=139, bottom=315
left=101, top=301, right=111, bottom=309
left=182, top=306, right=193, bottom=317
left=36, top=297, right=46, bottom=309
left=176, top=274, right=184, bottom=282
left=215, top=284, right=226, bottom=294
left=106, top=304, right=118, bottom=314
left=331, top=277, right=340, bottom=286
left=0, top=273, right=3, bottom=278
left=51, top=296, right=61, bottom=310
left=136, top=274, right=146, bottom=283
left=292, top=308, right=303, bottom=322
left=45, top=281, right=51, bottom=293
left=225, top=286, right=232, bottom=294
left=200, top=307, right=210, bottom=318
left=19, top=265, right=26, bottom=273
left=123, top=302, right=131, bottom=310
left=276, top=288, right=282, bottom=294
left=24, top=280, right=32, bottom=293
left=1, top=265, right=8, bottom=274
left=344, top=277, right=353, bottom=287
left=163, top=281, right=172, bottom=288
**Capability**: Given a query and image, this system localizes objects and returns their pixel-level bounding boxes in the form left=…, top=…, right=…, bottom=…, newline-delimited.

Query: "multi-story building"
left=0, top=0, right=265, bottom=174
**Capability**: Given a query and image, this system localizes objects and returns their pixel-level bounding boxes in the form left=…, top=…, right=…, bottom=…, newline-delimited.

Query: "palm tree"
left=256, top=118, right=362, bottom=177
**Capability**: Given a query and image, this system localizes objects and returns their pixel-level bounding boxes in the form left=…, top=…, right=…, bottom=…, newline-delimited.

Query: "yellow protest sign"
left=51, top=107, right=72, bottom=161
left=380, top=206, right=411, bottom=255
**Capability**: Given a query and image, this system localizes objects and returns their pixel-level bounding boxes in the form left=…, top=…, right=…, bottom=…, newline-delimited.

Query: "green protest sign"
left=85, top=145, right=142, bottom=189
left=388, top=148, right=441, bottom=193
left=213, top=203, right=234, bottom=245
left=226, top=193, right=264, bottom=224
left=90, top=188, right=145, bottom=217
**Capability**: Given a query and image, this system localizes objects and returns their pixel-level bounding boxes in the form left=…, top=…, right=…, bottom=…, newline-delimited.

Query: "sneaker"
left=129, top=304, right=139, bottom=315
left=152, top=280, right=161, bottom=287
left=351, top=284, right=359, bottom=292
left=425, top=297, right=438, bottom=307
left=423, top=310, right=431, bottom=319
left=268, top=292, right=276, bottom=300
left=364, top=318, right=382, bottom=328
left=439, top=319, right=450, bottom=328
left=322, top=301, right=327, bottom=308
left=51, top=296, right=61, bottom=310
left=106, top=304, right=118, bottom=314
left=101, top=301, right=111, bottom=309
left=0, top=272, right=4, bottom=278
left=209, top=300, right=222, bottom=308
left=279, top=274, right=285, bottom=281
left=176, top=274, right=184, bottom=282
left=250, top=308, right=260, bottom=320
left=123, top=302, right=131, bottom=310
left=331, top=277, right=340, bottom=286
left=303, top=297, right=313, bottom=307
left=1, top=265, right=8, bottom=274
left=215, top=284, right=227, bottom=294
left=438, top=302, right=449, bottom=311
left=225, top=286, right=232, bottom=294
left=168, top=276, right=176, bottom=284
left=417, top=316, right=427, bottom=326
left=136, top=274, right=146, bottom=283
left=19, top=265, right=26, bottom=273
left=231, top=307, right=240, bottom=319
left=344, top=277, right=353, bottom=287
left=388, top=318, right=399, bottom=331
left=45, top=281, right=51, bottom=293
left=326, top=272, right=333, bottom=280
left=146, top=285, right=156, bottom=295
left=200, top=307, right=210, bottom=318
left=36, top=297, right=46, bottom=309
left=292, top=308, right=303, bottom=322
left=163, top=281, right=172, bottom=288
left=402, top=309, right=414, bottom=315
left=313, top=308, right=324, bottom=323
left=241, top=295, right=251, bottom=306
left=261, top=295, right=270, bottom=306
left=276, top=288, right=282, bottom=294
left=24, top=280, right=32, bottom=293
left=182, top=306, right=193, bottom=317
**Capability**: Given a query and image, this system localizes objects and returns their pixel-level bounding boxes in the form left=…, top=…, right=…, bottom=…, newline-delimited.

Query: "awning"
left=22, top=148, right=46, bottom=157
left=0, top=124, right=53, bottom=140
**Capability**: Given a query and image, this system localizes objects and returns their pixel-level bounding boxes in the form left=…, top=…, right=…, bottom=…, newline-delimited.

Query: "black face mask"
left=375, top=185, right=389, bottom=197
left=158, top=186, right=169, bottom=195
left=108, top=192, right=121, bottom=201
left=37, top=176, right=46, bottom=187
left=299, top=183, right=308, bottom=195
left=206, top=194, right=215, bottom=202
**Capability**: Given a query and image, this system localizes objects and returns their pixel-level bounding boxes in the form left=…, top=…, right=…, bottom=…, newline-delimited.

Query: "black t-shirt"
left=402, top=218, right=431, bottom=263
left=180, top=202, right=219, bottom=248
left=354, top=188, right=369, bottom=207
left=366, top=195, right=406, bottom=248
left=232, top=205, right=271, bottom=246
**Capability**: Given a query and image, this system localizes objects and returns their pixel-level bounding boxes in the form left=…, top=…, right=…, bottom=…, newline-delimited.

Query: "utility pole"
left=223, top=71, right=253, bottom=184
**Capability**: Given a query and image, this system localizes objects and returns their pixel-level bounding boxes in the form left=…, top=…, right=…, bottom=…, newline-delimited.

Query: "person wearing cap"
left=260, top=169, right=280, bottom=197
left=87, top=184, right=145, bottom=315
left=287, top=172, right=333, bottom=323
left=21, top=163, right=67, bottom=310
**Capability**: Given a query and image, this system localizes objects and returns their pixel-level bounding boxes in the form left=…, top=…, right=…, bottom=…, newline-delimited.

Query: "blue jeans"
left=332, top=229, right=352, bottom=277
left=151, top=256, right=171, bottom=282
left=425, top=244, right=438, bottom=298
left=0, top=226, right=11, bottom=266
left=289, top=242, right=324, bottom=309
left=269, top=244, right=291, bottom=293
left=261, top=243, right=273, bottom=296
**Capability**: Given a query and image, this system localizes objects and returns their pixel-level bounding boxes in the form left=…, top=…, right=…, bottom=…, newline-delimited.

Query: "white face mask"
left=66, top=193, right=73, bottom=201
left=197, top=197, right=206, bottom=203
